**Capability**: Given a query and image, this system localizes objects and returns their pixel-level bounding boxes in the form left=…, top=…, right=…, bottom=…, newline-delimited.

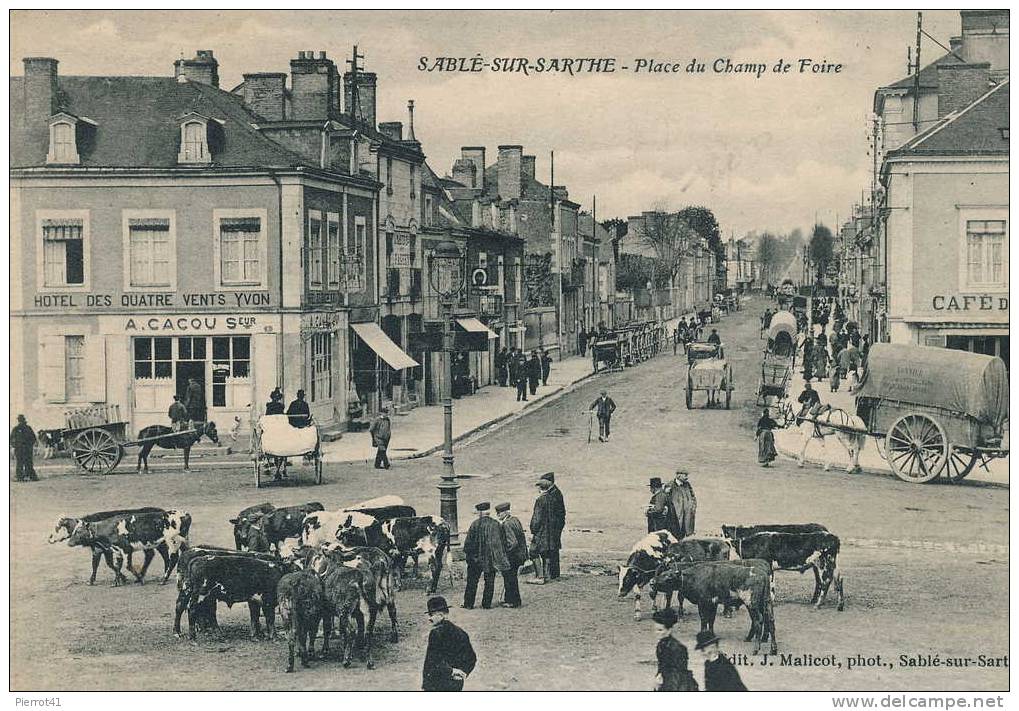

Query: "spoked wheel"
left=725, top=386, right=732, bottom=410
left=72, top=428, right=123, bottom=475
left=885, top=414, right=948, bottom=484
left=685, top=380, right=693, bottom=409
left=938, top=445, right=979, bottom=482
left=254, top=457, right=261, bottom=488
left=315, top=452, right=323, bottom=485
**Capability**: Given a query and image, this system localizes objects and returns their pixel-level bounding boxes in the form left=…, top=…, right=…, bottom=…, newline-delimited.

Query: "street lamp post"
left=428, top=241, right=467, bottom=544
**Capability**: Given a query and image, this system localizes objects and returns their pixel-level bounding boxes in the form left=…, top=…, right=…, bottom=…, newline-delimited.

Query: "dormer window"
left=46, top=112, right=94, bottom=165
left=177, top=112, right=223, bottom=164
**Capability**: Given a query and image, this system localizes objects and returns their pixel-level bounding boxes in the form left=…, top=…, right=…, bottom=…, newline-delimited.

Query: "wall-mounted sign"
left=932, top=295, right=1008, bottom=311
left=472, top=268, right=488, bottom=286
left=391, top=233, right=412, bottom=268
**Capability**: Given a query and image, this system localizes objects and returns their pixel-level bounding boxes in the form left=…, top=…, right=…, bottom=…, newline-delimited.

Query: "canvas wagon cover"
left=690, top=359, right=727, bottom=388
left=768, top=311, right=798, bottom=341
left=259, top=415, right=318, bottom=456
left=856, top=344, right=1009, bottom=427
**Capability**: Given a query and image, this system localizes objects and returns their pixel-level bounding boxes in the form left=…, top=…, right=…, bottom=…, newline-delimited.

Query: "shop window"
left=964, top=220, right=1007, bottom=288
left=311, top=333, right=333, bottom=403
left=128, top=218, right=173, bottom=288
left=211, top=336, right=251, bottom=408
left=41, top=217, right=86, bottom=288
left=215, top=212, right=266, bottom=289
left=179, top=336, right=207, bottom=362
left=134, top=337, right=173, bottom=379
left=308, top=211, right=324, bottom=290
left=64, top=335, right=86, bottom=400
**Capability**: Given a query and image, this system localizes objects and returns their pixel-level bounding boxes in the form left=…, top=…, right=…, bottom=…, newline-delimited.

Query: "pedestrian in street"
left=527, top=351, right=542, bottom=396
left=184, top=376, right=206, bottom=426
left=652, top=607, right=698, bottom=692
left=645, top=477, right=670, bottom=533
left=369, top=407, right=392, bottom=470
left=462, top=502, right=510, bottom=609
left=10, top=414, right=38, bottom=482
left=578, top=328, right=588, bottom=357
left=168, top=395, right=188, bottom=431
left=286, top=389, right=311, bottom=428
left=756, top=408, right=779, bottom=467
left=590, top=389, right=616, bottom=442
left=812, top=339, right=829, bottom=382
left=422, top=596, right=476, bottom=691
left=861, top=333, right=871, bottom=365
left=663, top=470, right=696, bottom=540
left=496, top=502, right=526, bottom=608
left=513, top=350, right=528, bottom=402
left=527, top=472, right=566, bottom=584
left=540, top=349, right=553, bottom=386
left=762, top=308, right=773, bottom=336
left=495, top=347, right=509, bottom=387
left=265, top=388, right=285, bottom=415
left=796, top=382, right=821, bottom=420
left=802, top=335, right=814, bottom=381
left=696, top=630, right=747, bottom=691
left=707, top=328, right=721, bottom=346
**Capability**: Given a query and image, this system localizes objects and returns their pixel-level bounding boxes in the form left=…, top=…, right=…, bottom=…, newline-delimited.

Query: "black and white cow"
left=48, top=507, right=168, bottom=585
left=617, top=530, right=679, bottom=621
left=244, top=502, right=324, bottom=556
left=229, top=503, right=276, bottom=550
left=379, top=515, right=451, bottom=593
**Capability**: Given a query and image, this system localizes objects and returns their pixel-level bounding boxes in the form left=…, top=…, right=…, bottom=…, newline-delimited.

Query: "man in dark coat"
left=184, top=377, right=206, bottom=424
left=696, top=631, right=747, bottom=691
left=590, top=389, right=616, bottom=442
left=796, top=381, right=821, bottom=419
left=512, top=350, right=528, bottom=402
left=10, top=414, right=38, bottom=482
left=286, top=389, right=311, bottom=428
left=422, top=596, right=476, bottom=691
left=663, top=470, right=696, bottom=540
left=578, top=328, right=588, bottom=357
left=168, top=395, right=188, bottom=431
left=265, top=388, right=285, bottom=415
left=646, top=477, right=670, bottom=533
left=496, top=502, right=526, bottom=608
left=528, top=472, right=566, bottom=583
left=526, top=351, right=541, bottom=395
left=462, top=502, right=510, bottom=609
left=540, top=349, right=552, bottom=386
left=369, top=407, right=392, bottom=470
left=653, top=608, right=697, bottom=691
left=495, top=347, right=509, bottom=387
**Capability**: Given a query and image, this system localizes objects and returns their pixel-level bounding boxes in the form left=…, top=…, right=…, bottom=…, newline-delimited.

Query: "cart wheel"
left=685, top=382, right=693, bottom=410
left=725, top=386, right=732, bottom=410
left=72, top=428, right=123, bottom=475
left=939, top=445, right=979, bottom=482
left=315, top=453, right=323, bottom=485
left=254, top=457, right=261, bottom=489
left=885, top=414, right=947, bottom=484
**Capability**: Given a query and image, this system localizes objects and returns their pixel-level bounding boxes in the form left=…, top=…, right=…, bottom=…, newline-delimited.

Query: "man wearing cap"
left=462, top=502, right=510, bottom=610
left=590, top=389, right=616, bottom=442
left=369, top=407, right=392, bottom=470
left=645, top=477, right=670, bottom=533
left=422, top=596, right=477, bottom=691
left=663, top=470, right=697, bottom=540
left=528, top=472, right=567, bottom=583
left=496, top=502, right=526, bottom=608
left=696, top=630, right=747, bottom=691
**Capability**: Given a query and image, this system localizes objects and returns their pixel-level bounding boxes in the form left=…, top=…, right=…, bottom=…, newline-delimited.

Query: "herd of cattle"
left=617, top=524, right=845, bottom=654
left=47, top=497, right=451, bottom=672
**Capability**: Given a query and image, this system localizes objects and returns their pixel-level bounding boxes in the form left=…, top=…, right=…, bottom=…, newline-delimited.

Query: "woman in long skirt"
left=756, top=408, right=779, bottom=467
left=812, top=341, right=829, bottom=382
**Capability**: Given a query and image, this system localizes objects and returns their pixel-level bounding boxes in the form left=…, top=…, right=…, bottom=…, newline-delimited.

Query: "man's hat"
left=426, top=596, right=450, bottom=615
left=652, top=607, right=678, bottom=629
left=495, top=502, right=511, bottom=513
left=649, top=477, right=663, bottom=488
left=475, top=501, right=491, bottom=512
left=297, top=389, right=306, bottom=398
left=695, top=630, right=720, bottom=650
left=536, top=472, right=555, bottom=485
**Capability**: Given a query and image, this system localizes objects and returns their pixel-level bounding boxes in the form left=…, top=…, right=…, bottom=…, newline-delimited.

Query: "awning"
left=456, top=317, right=498, bottom=340
left=351, top=322, right=419, bottom=370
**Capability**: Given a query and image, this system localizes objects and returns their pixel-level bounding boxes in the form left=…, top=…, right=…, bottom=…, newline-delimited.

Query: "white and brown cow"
left=48, top=507, right=169, bottom=585
left=379, top=515, right=451, bottom=593
left=617, top=530, right=679, bottom=621
left=67, top=509, right=191, bottom=586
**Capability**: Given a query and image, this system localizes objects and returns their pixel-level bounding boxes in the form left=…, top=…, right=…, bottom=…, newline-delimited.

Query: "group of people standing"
left=494, top=347, right=553, bottom=402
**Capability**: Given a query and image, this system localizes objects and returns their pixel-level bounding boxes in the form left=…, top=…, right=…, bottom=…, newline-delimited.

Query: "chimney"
left=461, top=147, right=486, bottom=191
left=522, top=155, right=536, bottom=182
left=174, top=50, right=219, bottom=87
left=959, top=10, right=1009, bottom=71
left=949, top=36, right=963, bottom=53
left=241, top=72, right=287, bottom=122
left=937, top=62, right=991, bottom=118
left=378, top=121, right=403, bottom=141
left=407, top=100, right=416, bottom=141
left=497, top=145, right=523, bottom=201
left=451, top=158, right=477, bottom=188
left=343, top=71, right=377, bottom=128
left=291, top=50, right=339, bottom=121
left=22, top=57, right=58, bottom=125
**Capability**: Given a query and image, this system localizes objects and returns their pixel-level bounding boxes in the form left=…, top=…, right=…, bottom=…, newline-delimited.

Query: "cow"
left=347, top=504, right=417, bottom=520
left=229, top=503, right=276, bottom=550
left=173, top=554, right=291, bottom=640
left=722, top=523, right=829, bottom=540
left=379, top=515, right=451, bottom=593
left=66, top=509, right=191, bottom=586
left=656, top=537, right=735, bottom=616
left=617, top=530, right=679, bottom=621
left=245, top=502, right=325, bottom=556
left=300, top=510, right=379, bottom=549
left=304, top=550, right=367, bottom=669
left=652, top=559, right=778, bottom=655
left=276, top=569, right=326, bottom=672
left=176, top=545, right=278, bottom=632
left=730, top=530, right=845, bottom=611
left=48, top=507, right=168, bottom=585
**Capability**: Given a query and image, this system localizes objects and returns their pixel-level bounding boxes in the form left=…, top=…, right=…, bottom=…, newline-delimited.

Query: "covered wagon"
left=684, top=342, right=734, bottom=409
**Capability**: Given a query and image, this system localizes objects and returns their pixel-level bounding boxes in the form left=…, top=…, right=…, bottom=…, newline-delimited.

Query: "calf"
left=306, top=551, right=366, bottom=668
left=173, top=554, right=290, bottom=640
left=48, top=507, right=168, bottom=585
left=176, top=545, right=277, bottom=632
left=246, top=503, right=324, bottom=555
left=229, top=503, right=276, bottom=550
left=731, top=530, right=845, bottom=611
left=656, top=537, right=735, bottom=616
left=66, top=509, right=191, bottom=586
left=380, top=515, right=451, bottom=593
left=617, top=530, right=679, bottom=621
left=276, top=570, right=326, bottom=672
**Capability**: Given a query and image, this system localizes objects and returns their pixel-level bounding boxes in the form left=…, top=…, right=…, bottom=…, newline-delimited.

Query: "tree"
left=809, top=224, right=835, bottom=281
left=616, top=253, right=659, bottom=291
left=641, top=208, right=698, bottom=289
left=756, top=232, right=783, bottom=287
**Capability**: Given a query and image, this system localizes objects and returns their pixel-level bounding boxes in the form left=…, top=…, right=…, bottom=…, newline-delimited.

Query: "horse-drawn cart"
left=69, top=418, right=219, bottom=475
left=684, top=342, right=734, bottom=409
left=591, top=321, right=665, bottom=373
left=253, top=414, right=323, bottom=488
left=757, top=311, right=798, bottom=405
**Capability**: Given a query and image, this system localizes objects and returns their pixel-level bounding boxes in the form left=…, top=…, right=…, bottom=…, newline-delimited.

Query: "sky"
left=11, top=10, right=962, bottom=237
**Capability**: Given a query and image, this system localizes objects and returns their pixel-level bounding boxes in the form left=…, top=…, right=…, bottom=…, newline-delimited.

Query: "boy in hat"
left=496, top=502, right=526, bottom=608
left=696, top=630, right=747, bottom=691
left=462, top=502, right=510, bottom=609
left=646, top=477, right=669, bottom=533
left=590, top=389, right=616, bottom=442
left=528, top=472, right=566, bottom=583
left=652, top=608, right=697, bottom=691
left=422, top=596, right=476, bottom=691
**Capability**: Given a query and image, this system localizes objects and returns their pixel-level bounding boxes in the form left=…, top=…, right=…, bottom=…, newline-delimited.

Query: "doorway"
left=176, top=361, right=206, bottom=403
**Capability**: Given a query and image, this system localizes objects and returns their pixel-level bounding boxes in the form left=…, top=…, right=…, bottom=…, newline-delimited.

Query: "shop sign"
left=120, top=315, right=263, bottom=333
left=391, top=234, right=412, bottom=268
left=33, top=292, right=271, bottom=309
left=931, top=295, right=1009, bottom=312
left=302, top=312, right=340, bottom=331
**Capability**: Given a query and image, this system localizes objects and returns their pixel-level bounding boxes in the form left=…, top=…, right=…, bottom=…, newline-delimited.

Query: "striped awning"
left=351, top=322, right=419, bottom=370
left=456, top=317, right=498, bottom=339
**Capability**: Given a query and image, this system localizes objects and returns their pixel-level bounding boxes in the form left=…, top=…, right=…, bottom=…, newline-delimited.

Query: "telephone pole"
left=912, top=12, right=922, bottom=132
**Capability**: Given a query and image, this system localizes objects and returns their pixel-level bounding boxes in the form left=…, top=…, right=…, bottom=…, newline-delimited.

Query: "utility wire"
left=920, top=28, right=966, bottom=64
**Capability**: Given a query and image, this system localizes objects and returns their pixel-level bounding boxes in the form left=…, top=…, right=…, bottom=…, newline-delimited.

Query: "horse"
left=796, top=405, right=866, bottom=474
left=136, top=422, right=219, bottom=472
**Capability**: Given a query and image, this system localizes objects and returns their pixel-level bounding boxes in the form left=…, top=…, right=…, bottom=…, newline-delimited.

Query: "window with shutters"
left=179, top=120, right=210, bottom=163
left=959, top=210, right=1008, bottom=292
left=311, top=333, right=332, bottom=402
left=308, top=211, right=324, bottom=290
left=343, top=216, right=367, bottom=293
left=124, top=211, right=176, bottom=290
left=64, top=336, right=86, bottom=400
left=386, top=158, right=394, bottom=195
left=47, top=121, right=79, bottom=164
left=214, top=210, right=267, bottom=290
left=326, top=212, right=341, bottom=290
left=38, top=211, right=89, bottom=290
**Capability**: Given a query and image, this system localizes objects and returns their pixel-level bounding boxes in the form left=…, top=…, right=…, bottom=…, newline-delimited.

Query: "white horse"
left=797, top=406, right=867, bottom=474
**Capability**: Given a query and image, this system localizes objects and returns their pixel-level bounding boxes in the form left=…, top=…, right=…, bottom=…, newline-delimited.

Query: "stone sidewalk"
left=772, top=317, right=1008, bottom=487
